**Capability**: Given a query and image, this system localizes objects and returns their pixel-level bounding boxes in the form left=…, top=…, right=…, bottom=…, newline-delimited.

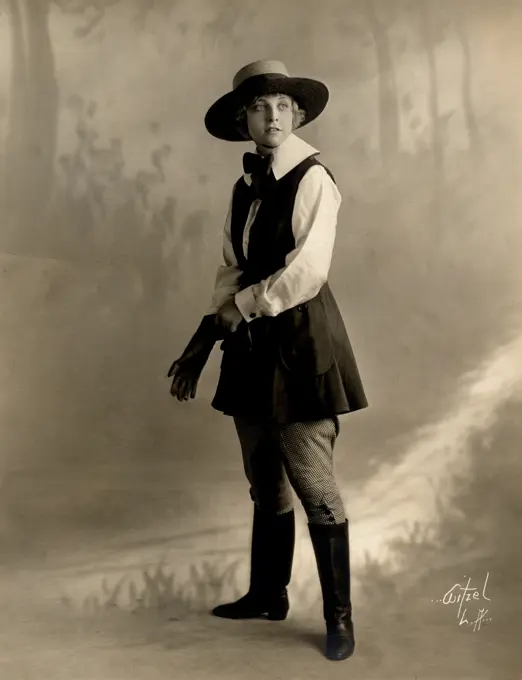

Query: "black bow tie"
left=242, top=152, right=275, bottom=198
left=242, top=152, right=272, bottom=176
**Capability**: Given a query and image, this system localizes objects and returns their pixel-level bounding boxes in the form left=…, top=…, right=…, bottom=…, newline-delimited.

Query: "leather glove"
left=167, top=314, right=224, bottom=401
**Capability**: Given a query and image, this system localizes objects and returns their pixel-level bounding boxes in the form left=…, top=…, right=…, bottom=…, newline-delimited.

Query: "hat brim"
left=204, top=74, right=329, bottom=142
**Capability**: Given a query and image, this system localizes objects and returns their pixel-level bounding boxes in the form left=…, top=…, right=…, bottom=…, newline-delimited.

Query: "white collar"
left=243, top=133, right=319, bottom=184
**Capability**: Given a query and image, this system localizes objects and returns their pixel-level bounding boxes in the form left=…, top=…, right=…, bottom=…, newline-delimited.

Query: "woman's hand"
left=168, top=356, right=203, bottom=401
left=216, top=299, right=244, bottom=334
left=167, top=315, right=219, bottom=402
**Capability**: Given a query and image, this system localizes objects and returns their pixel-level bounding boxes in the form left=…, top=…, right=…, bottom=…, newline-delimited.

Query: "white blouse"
left=207, top=133, right=342, bottom=322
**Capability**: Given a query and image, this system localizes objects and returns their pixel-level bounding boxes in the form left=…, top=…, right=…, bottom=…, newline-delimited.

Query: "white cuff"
left=235, top=287, right=262, bottom=323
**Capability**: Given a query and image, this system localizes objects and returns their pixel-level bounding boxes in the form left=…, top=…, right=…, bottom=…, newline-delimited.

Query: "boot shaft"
left=250, top=506, right=295, bottom=595
left=308, top=520, right=352, bottom=624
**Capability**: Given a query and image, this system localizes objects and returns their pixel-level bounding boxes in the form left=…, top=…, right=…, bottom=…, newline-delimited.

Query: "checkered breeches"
left=233, top=416, right=346, bottom=525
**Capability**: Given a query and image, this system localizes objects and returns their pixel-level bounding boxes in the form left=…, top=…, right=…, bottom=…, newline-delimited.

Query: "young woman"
left=167, top=60, right=368, bottom=662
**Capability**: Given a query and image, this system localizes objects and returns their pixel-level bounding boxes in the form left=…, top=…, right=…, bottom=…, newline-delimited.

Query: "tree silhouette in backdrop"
left=3, top=0, right=122, bottom=242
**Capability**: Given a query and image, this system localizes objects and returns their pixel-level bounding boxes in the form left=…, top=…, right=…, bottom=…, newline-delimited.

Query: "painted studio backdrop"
left=0, top=1, right=521, bottom=678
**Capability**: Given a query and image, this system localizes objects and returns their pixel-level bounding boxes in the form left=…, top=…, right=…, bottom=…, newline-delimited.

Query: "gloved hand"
left=167, top=314, right=224, bottom=401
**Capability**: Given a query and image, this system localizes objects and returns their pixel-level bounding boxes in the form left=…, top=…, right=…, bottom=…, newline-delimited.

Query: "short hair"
left=234, top=94, right=306, bottom=141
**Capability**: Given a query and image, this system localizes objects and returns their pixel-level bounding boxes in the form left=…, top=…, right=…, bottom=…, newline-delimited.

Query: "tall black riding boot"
left=211, top=506, right=295, bottom=620
left=308, top=519, right=355, bottom=661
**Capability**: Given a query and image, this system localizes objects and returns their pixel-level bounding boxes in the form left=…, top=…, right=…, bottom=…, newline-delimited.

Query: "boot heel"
left=267, top=610, right=288, bottom=621
left=266, top=597, right=289, bottom=621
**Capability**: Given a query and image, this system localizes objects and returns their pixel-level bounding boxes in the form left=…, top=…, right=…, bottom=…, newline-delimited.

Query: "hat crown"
left=233, top=60, right=289, bottom=90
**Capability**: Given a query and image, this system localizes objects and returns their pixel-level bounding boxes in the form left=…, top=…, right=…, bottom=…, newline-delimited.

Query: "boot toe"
left=211, top=595, right=262, bottom=619
left=325, top=632, right=355, bottom=661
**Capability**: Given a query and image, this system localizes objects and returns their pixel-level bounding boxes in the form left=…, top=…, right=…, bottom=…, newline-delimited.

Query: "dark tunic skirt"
left=211, top=282, right=368, bottom=423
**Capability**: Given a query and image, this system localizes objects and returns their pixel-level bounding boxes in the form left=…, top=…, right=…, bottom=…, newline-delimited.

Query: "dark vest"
left=230, top=156, right=334, bottom=288
left=211, top=155, right=368, bottom=423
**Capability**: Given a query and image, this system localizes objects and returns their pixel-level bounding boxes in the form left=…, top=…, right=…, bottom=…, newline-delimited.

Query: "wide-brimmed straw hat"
left=204, top=60, right=329, bottom=142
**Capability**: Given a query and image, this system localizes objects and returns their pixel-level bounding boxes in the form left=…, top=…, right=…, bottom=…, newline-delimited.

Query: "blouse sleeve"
left=206, top=188, right=243, bottom=314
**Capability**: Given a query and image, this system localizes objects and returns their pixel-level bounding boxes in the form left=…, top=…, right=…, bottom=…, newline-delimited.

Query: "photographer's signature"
left=432, top=572, right=492, bottom=631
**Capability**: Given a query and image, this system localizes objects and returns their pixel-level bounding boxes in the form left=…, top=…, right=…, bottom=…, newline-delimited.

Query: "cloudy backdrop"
left=0, top=1, right=521, bottom=678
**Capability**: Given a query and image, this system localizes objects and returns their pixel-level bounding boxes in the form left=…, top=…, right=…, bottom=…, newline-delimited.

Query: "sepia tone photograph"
left=0, top=0, right=521, bottom=678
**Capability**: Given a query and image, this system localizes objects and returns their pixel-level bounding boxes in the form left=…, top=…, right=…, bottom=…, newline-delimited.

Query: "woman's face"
left=246, top=93, right=294, bottom=149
